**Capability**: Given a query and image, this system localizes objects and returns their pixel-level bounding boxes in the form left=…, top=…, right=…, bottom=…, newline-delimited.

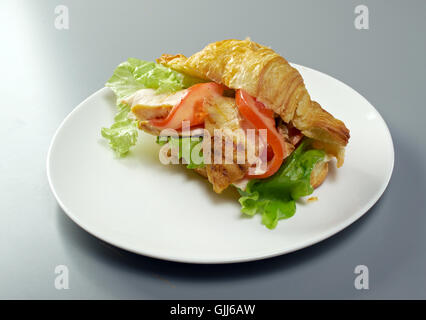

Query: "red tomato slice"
left=236, top=89, right=288, bottom=179
left=150, top=83, right=225, bottom=130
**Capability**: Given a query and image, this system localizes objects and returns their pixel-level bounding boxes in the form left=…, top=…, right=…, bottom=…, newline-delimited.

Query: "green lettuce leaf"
left=101, top=103, right=138, bottom=157
left=102, top=58, right=204, bottom=156
left=106, top=58, right=204, bottom=98
left=156, top=136, right=205, bottom=169
left=238, top=139, right=325, bottom=229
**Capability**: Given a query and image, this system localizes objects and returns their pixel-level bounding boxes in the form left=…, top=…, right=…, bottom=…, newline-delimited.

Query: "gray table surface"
left=1, top=0, right=425, bottom=299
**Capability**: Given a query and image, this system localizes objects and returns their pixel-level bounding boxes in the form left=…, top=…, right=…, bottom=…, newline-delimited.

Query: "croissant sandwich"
left=102, top=39, right=350, bottom=229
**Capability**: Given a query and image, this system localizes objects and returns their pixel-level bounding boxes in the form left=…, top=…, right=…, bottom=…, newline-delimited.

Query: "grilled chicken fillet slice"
left=124, top=88, right=186, bottom=121
left=203, top=96, right=250, bottom=193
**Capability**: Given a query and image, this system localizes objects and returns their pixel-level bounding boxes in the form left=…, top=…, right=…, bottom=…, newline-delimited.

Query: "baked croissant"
left=157, top=39, right=350, bottom=166
left=103, top=39, right=352, bottom=228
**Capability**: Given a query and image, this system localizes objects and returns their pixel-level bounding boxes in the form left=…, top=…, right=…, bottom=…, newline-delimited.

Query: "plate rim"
left=47, top=63, right=395, bottom=264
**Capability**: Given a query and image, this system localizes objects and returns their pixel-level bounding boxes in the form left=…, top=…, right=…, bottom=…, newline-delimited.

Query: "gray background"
left=1, top=0, right=425, bottom=299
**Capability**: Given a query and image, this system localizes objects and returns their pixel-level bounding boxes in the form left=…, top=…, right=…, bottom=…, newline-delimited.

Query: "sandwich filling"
left=102, top=54, right=348, bottom=229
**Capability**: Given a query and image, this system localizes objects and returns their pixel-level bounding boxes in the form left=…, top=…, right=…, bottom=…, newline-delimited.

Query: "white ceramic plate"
left=47, top=64, right=394, bottom=264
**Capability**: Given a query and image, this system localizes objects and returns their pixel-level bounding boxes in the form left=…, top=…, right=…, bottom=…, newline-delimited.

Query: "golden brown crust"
left=310, top=161, right=329, bottom=189
left=158, top=39, right=350, bottom=154
left=157, top=54, right=208, bottom=80
left=312, top=139, right=345, bottom=168
left=293, top=101, right=350, bottom=147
